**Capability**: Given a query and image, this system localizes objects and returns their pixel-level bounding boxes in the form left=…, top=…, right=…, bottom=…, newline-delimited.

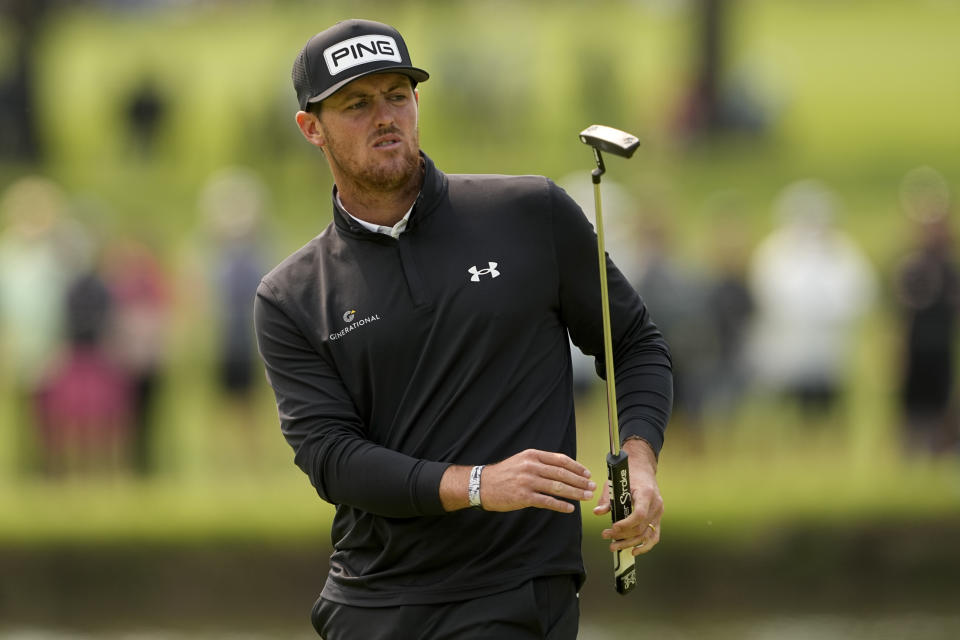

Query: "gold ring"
left=647, top=523, right=657, bottom=533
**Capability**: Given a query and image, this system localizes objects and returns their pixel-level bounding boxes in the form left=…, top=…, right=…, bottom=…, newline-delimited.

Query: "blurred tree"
left=692, top=0, right=725, bottom=133
left=672, top=0, right=726, bottom=139
left=0, top=0, right=51, bottom=161
left=673, top=0, right=769, bottom=143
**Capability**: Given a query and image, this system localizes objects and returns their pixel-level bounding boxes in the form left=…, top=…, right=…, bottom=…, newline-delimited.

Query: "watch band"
left=467, top=465, right=484, bottom=509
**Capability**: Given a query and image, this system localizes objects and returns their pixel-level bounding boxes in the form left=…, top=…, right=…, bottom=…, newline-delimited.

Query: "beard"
left=322, top=125, right=421, bottom=194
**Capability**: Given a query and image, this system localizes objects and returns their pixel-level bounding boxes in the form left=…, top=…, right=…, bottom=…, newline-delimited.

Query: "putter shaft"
left=592, top=180, right=620, bottom=458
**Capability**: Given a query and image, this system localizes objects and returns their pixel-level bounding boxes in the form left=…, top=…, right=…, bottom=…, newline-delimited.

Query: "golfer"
left=255, top=19, right=673, bottom=639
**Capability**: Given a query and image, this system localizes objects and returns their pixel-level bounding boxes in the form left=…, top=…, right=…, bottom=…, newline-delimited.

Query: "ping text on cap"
left=323, top=35, right=402, bottom=76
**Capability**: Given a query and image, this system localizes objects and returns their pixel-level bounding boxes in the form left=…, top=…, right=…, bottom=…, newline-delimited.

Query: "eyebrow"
left=335, top=81, right=410, bottom=103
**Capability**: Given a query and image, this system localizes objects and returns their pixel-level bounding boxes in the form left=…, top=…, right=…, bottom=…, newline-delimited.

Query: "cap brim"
left=307, top=66, right=430, bottom=105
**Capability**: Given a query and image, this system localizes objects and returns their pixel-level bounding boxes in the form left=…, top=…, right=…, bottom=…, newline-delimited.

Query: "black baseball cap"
left=292, top=19, right=429, bottom=110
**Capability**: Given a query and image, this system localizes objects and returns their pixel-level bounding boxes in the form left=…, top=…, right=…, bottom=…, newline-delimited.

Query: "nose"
left=372, top=96, right=395, bottom=129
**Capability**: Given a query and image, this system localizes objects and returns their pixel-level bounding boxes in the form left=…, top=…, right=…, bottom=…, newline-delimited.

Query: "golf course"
left=1, top=1, right=959, bottom=637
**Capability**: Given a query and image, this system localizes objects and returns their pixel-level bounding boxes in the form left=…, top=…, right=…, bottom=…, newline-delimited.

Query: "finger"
left=604, top=520, right=658, bottom=542
left=601, top=526, right=640, bottom=541
left=539, top=464, right=597, bottom=493
left=609, top=507, right=643, bottom=535
left=604, top=522, right=660, bottom=551
left=608, top=532, right=646, bottom=552
left=633, top=542, right=657, bottom=555
left=610, top=513, right=655, bottom=539
left=527, top=492, right=578, bottom=514
left=592, top=476, right=611, bottom=515
left=610, top=494, right=662, bottom=538
left=633, top=523, right=661, bottom=555
left=533, top=477, right=594, bottom=502
left=534, top=451, right=591, bottom=479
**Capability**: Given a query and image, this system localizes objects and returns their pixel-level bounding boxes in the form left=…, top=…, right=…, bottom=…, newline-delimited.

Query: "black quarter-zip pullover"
left=255, top=153, right=672, bottom=606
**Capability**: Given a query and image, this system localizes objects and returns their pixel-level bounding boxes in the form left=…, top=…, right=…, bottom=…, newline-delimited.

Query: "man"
left=255, top=19, right=672, bottom=639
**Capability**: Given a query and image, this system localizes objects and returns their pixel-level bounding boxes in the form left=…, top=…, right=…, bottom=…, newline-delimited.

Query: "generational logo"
left=329, top=309, right=382, bottom=341
left=468, top=262, right=500, bottom=282
left=323, top=35, right=402, bottom=76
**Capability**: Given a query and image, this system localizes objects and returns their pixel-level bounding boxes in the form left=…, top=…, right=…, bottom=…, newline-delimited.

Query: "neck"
left=335, top=159, right=424, bottom=227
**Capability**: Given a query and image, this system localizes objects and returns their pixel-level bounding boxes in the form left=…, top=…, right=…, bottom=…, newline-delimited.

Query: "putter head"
left=579, top=125, right=640, bottom=159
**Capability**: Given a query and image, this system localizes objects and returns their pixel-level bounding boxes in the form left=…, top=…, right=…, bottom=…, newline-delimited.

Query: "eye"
left=347, top=100, right=367, bottom=111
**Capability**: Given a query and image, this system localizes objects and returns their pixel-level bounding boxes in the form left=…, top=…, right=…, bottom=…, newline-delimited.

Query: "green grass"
left=1, top=389, right=957, bottom=546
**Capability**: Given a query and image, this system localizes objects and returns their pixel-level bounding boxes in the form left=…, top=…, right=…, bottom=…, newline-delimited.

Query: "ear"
left=295, top=110, right=325, bottom=148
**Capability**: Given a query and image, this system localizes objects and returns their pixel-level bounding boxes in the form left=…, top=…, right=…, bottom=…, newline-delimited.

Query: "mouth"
left=371, top=134, right=402, bottom=149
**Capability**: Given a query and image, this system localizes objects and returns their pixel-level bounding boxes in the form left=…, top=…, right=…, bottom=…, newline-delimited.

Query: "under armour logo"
left=468, top=262, right=500, bottom=282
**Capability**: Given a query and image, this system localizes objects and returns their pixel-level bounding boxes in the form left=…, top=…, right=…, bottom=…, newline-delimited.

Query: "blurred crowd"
left=0, top=167, right=273, bottom=480
left=1, top=0, right=954, bottom=479
left=1, top=162, right=957, bottom=481
left=563, top=165, right=960, bottom=458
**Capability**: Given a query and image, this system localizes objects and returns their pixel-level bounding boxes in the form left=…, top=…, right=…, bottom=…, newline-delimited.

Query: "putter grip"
left=607, top=450, right=637, bottom=594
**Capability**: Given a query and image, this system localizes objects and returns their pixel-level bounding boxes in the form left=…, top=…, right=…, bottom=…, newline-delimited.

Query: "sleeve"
left=548, top=181, right=673, bottom=456
left=254, top=280, right=450, bottom=517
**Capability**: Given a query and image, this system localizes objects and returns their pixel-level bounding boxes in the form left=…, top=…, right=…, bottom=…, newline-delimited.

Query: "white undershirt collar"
left=337, top=191, right=416, bottom=239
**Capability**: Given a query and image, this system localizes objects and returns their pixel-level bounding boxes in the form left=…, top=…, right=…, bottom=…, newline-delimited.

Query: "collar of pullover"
left=331, top=152, right=447, bottom=240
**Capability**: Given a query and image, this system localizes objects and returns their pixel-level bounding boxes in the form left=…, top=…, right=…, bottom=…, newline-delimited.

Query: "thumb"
left=592, top=482, right=611, bottom=516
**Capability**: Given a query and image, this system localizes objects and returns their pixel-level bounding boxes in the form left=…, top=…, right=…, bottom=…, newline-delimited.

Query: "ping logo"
left=342, top=309, right=357, bottom=322
left=323, top=35, right=401, bottom=75
left=468, top=262, right=500, bottom=282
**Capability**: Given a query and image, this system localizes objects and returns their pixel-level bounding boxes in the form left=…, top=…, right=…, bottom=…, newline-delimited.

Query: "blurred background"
left=1, top=0, right=959, bottom=638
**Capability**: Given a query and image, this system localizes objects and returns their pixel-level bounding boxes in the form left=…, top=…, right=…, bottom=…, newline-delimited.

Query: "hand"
left=593, top=438, right=663, bottom=556
left=440, top=449, right=596, bottom=513
left=481, top=449, right=596, bottom=513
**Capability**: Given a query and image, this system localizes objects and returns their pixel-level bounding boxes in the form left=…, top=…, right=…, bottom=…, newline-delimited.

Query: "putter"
left=578, top=124, right=640, bottom=595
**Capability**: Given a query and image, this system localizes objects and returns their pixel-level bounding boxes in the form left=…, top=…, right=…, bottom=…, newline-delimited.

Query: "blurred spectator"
left=124, top=74, right=169, bottom=159
left=103, top=237, right=171, bottom=475
left=0, top=176, right=75, bottom=393
left=893, top=166, right=959, bottom=456
left=747, top=180, right=876, bottom=417
left=34, top=268, right=133, bottom=478
left=199, top=167, right=271, bottom=435
left=634, top=210, right=715, bottom=434
left=701, top=191, right=755, bottom=419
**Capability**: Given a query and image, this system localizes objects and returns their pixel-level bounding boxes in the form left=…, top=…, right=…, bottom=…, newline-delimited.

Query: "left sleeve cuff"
left=412, top=460, right=453, bottom=515
left=619, top=420, right=664, bottom=459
